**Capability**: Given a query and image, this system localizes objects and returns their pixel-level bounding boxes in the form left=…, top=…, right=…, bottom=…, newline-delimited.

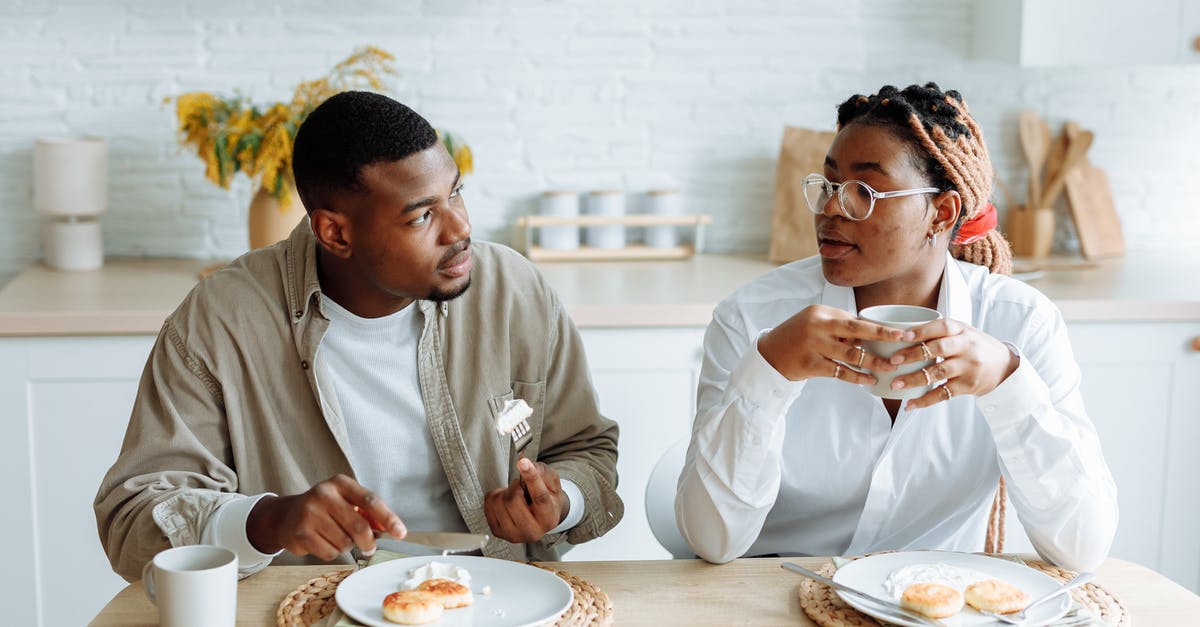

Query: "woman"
left=674, top=83, right=1116, bottom=572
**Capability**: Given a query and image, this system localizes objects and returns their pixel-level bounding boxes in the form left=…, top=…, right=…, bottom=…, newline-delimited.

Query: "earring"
left=926, top=232, right=936, bottom=247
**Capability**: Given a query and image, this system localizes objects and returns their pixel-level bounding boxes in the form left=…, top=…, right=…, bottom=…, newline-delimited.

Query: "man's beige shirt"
left=95, top=223, right=623, bottom=581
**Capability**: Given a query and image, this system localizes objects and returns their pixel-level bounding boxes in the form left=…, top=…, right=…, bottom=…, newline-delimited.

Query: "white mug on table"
left=143, top=544, right=237, bottom=627
left=858, top=304, right=943, bottom=400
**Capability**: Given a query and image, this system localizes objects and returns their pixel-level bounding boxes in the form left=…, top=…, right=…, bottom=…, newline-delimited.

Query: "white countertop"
left=0, top=252, right=1197, bottom=336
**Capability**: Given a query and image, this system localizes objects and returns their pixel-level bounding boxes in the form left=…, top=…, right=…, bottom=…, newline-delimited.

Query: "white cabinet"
left=1069, top=321, right=1200, bottom=590
left=997, top=320, right=1200, bottom=592
left=0, top=336, right=155, bottom=627
left=974, top=0, right=1200, bottom=65
left=562, top=327, right=707, bottom=562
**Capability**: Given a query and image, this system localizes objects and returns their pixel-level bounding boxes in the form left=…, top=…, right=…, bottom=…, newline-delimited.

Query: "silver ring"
left=942, top=385, right=953, bottom=401
left=920, top=342, right=934, bottom=361
left=922, top=367, right=933, bottom=386
left=855, top=346, right=866, bottom=368
left=833, top=363, right=842, bottom=380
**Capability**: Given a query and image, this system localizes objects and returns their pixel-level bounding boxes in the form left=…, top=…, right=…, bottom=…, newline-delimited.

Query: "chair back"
left=644, top=438, right=693, bottom=559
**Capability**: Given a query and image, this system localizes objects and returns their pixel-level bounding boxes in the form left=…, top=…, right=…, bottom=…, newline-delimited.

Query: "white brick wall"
left=1, top=0, right=1198, bottom=284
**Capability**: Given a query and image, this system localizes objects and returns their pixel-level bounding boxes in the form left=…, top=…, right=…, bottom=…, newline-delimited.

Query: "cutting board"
left=768, top=126, right=835, bottom=263
left=1064, top=162, right=1125, bottom=259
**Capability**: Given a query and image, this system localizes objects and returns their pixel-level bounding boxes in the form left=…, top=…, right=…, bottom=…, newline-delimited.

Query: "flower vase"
left=248, top=186, right=305, bottom=249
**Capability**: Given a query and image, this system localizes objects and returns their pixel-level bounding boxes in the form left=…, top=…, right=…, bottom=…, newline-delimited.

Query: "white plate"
left=335, top=555, right=573, bottom=627
left=832, top=551, right=1072, bottom=627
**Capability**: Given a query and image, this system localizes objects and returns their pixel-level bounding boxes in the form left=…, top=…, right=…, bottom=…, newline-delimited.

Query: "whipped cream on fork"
left=495, top=398, right=532, bottom=435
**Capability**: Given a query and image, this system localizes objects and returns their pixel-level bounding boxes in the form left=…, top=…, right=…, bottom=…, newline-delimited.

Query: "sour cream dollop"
left=882, top=563, right=989, bottom=601
left=400, top=561, right=472, bottom=590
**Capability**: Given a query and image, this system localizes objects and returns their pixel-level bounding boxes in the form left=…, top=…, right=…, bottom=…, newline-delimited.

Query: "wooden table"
left=92, top=556, right=1200, bottom=626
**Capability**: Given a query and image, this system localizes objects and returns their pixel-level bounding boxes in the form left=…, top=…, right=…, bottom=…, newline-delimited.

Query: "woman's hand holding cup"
left=757, top=304, right=901, bottom=384
left=886, top=317, right=1020, bottom=410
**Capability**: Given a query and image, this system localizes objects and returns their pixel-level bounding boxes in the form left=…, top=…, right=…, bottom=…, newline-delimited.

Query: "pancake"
left=900, top=582, right=965, bottom=619
left=418, top=577, right=474, bottom=609
left=965, top=578, right=1031, bottom=614
left=381, top=590, right=444, bottom=625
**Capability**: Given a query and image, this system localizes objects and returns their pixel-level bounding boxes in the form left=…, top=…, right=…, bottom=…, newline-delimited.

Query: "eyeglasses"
left=802, top=173, right=940, bottom=221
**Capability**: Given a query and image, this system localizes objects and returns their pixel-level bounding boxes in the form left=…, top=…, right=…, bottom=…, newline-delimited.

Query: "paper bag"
left=768, top=126, right=835, bottom=263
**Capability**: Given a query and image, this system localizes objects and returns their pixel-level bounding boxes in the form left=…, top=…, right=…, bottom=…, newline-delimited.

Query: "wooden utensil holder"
left=515, top=214, right=712, bottom=262
left=1006, top=205, right=1054, bottom=258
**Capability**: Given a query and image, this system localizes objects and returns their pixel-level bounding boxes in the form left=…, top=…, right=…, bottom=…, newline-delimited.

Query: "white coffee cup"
left=858, top=304, right=943, bottom=400
left=143, top=545, right=237, bottom=627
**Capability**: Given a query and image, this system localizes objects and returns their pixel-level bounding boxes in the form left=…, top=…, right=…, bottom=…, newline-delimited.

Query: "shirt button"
left=771, top=388, right=784, bottom=398
left=301, top=360, right=310, bottom=370
left=985, top=404, right=997, bottom=413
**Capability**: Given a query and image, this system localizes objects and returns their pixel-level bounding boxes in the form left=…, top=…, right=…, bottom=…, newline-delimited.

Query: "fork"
left=497, top=398, right=534, bottom=458
left=507, top=418, right=533, bottom=457
left=977, top=572, right=1093, bottom=625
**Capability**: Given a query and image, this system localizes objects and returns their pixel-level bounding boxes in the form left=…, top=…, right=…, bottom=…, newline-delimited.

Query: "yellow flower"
left=453, top=144, right=474, bottom=175
left=167, top=46, right=472, bottom=212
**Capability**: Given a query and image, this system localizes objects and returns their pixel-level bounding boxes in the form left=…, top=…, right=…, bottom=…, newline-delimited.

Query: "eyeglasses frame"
left=802, top=173, right=941, bottom=222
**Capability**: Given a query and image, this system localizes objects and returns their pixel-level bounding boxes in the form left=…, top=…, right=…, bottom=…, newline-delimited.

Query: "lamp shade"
left=33, top=136, right=107, bottom=217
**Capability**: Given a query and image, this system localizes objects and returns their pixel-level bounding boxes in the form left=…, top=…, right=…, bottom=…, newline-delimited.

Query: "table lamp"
left=33, top=136, right=107, bottom=271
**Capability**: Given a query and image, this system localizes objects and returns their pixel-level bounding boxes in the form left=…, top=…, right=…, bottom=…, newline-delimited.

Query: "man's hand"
left=483, top=458, right=568, bottom=544
left=246, top=474, right=406, bottom=561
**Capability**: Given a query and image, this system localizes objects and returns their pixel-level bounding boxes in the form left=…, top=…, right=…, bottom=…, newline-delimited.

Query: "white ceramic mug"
left=143, top=545, right=237, bottom=627
left=858, top=305, right=943, bottom=400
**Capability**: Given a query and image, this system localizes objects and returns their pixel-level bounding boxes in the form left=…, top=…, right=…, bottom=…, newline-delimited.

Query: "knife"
left=382, top=530, right=491, bottom=554
left=781, top=562, right=946, bottom=626
left=353, top=506, right=490, bottom=554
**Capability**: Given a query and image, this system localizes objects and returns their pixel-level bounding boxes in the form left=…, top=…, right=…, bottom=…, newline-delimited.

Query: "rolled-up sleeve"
left=94, top=320, right=240, bottom=582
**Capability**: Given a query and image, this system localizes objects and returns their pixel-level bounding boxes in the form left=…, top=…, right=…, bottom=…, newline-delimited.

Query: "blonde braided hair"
left=836, top=83, right=1013, bottom=276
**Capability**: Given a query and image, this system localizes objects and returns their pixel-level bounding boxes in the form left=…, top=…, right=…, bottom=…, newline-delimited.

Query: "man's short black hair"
left=292, top=90, right=439, bottom=212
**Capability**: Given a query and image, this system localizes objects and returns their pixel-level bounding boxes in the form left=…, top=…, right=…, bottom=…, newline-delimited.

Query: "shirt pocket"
left=487, top=380, right=547, bottom=463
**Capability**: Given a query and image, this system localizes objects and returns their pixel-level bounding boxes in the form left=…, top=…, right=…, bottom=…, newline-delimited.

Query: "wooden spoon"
left=1042, top=128, right=1070, bottom=195
left=1039, top=125, right=1093, bottom=208
left=1018, top=110, right=1051, bottom=209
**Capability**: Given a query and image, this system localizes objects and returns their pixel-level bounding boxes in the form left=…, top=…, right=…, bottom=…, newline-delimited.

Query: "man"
left=95, top=91, right=623, bottom=581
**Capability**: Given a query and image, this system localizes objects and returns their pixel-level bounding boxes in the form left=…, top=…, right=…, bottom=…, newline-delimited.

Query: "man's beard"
left=428, top=277, right=471, bottom=303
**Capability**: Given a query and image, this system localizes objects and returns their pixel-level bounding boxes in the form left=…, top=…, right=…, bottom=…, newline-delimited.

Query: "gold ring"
left=942, top=385, right=953, bottom=401
left=921, top=342, right=934, bottom=360
left=922, top=367, right=933, bottom=386
left=833, top=363, right=842, bottom=380
left=855, top=346, right=866, bottom=368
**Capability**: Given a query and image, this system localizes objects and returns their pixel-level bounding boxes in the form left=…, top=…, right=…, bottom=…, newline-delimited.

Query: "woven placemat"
left=278, top=568, right=354, bottom=627
left=797, top=558, right=1130, bottom=627
left=275, top=563, right=613, bottom=626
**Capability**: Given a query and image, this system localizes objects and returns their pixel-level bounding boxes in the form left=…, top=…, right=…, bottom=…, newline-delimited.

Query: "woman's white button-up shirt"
left=675, top=254, right=1117, bottom=572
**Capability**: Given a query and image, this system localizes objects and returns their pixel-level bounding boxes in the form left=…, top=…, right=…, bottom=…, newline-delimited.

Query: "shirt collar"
left=818, top=253, right=974, bottom=322
left=284, top=221, right=450, bottom=323
left=284, top=219, right=322, bottom=324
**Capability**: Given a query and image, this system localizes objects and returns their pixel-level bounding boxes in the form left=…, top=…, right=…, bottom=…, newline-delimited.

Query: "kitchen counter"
left=0, top=251, right=1198, bottom=336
